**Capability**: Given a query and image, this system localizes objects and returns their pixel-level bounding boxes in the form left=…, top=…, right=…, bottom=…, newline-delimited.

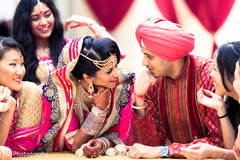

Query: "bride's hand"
left=92, top=87, right=111, bottom=110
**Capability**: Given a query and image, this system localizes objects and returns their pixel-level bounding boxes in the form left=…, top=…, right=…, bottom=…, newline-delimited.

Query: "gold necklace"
left=37, top=46, right=50, bottom=54
left=77, top=82, right=93, bottom=109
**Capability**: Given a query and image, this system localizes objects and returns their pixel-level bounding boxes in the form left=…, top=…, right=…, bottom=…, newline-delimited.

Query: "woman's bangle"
left=218, top=113, right=228, bottom=119
left=92, top=105, right=108, bottom=118
left=82, top=111, right=105, bottom=136
left=224, top=149, right=229, bottom=159
left=0, top=116, right=12, bottom=126
left=97, top=139, right=107, bottom=154
left=132, top=102, right=147, bottom=110
left=218, top=149, right=228, bottom=160
left=97, top=137, right=110, bottom=154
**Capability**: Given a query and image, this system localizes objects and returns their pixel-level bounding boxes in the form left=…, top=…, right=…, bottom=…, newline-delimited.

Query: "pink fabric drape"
left=155, top=0, right=178, bottom=23
left=184, top=0, right=235, bottom=57
left=5, top=95, right=51, bottom=156
left=86, top=0, right=134, bottom=31
left=5, top=126, right=42, bottom=155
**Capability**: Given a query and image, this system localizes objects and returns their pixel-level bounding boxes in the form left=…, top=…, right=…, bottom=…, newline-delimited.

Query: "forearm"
left=72, top=128, right=93, bottom=152
left=219, top=116, right=235, bottom=148
left=73, top=106, right=107, bottom=152
left=215, top=105, right=235, bottom=148
left=212, top=101, right=235, bottom=149
left=0, top=110, right=14, bottom=145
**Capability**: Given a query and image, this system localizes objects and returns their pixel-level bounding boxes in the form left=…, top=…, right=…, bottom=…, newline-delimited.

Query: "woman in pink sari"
left=37, top=36, right=134, bottom=158
left=0, top=37, right=46, bottom=157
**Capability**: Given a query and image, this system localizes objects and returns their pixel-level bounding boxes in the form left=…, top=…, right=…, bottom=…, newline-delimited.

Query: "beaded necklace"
left=37, top=46, right=50, bottom=55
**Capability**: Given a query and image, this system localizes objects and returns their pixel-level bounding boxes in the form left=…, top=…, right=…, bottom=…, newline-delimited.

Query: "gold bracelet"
left=0, top=116, right=12, bottom=126
left=132, top=104, right=147, bottom=110
left=132, top=102, right=148, bottom=110
left=92, top=105, right=108, bottom=118
left=97, top=138, right=107, bottom=154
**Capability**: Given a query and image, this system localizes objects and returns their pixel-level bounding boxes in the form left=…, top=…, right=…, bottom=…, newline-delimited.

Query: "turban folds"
left=136, top=17, right=195, bottom=61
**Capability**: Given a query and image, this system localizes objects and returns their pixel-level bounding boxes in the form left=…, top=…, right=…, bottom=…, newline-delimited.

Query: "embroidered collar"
left=167, top=56, right=189, bottom=83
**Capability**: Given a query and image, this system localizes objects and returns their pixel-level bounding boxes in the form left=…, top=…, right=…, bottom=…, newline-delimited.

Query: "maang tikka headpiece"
left=16, top=47, right=23, bottom=60
left=80, top=52, right=117, bottom=70
left=37, top=0, right=43, bottom=14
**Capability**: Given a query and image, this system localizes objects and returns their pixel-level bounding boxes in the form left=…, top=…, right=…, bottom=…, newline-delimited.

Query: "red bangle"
left=135, top=93, right=144, bottom=99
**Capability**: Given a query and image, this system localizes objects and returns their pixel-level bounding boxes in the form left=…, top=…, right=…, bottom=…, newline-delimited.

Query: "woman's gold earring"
left=88, top=81, right=94, bottom=98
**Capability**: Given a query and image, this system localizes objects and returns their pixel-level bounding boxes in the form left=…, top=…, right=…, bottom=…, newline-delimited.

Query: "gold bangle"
left=132, top=105, right=147, bottom=110
left=0, top=116, right=12, bottom=126
left=97, top=139, right=107, bottom=154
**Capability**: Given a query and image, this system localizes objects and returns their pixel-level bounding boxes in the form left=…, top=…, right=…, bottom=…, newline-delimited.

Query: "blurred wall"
left=0, top=0, right=240, bottom=75
left=0, top=0, right=19, bottom=20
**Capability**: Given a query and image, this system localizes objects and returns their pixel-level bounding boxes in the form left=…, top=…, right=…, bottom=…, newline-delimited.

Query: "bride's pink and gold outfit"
left=37, top=37, right=135, bottom=152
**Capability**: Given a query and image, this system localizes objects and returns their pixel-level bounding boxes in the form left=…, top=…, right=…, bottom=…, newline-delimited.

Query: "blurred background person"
left=12, top=0, right=67, bottom=86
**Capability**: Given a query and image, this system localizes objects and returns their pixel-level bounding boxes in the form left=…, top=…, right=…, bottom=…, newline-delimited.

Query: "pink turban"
left=136, top=17, right=195, bottom=61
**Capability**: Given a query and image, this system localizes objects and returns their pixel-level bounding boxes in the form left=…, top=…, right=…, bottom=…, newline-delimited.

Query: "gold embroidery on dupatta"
left=76, top=82, right=93, bottom=112
left=74, top=81, right=92, bottom=125
left=55, top=67, right=76, bottom=151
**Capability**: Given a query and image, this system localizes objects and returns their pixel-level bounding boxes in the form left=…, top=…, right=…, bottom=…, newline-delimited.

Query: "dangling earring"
left=88, top=81, right=94, bottom=98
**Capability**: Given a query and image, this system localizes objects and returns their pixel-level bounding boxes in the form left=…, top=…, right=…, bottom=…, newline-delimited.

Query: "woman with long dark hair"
left=12, top=0, right=117, bottom=86
left=232, top=59, right=240, bottom=160
left=12, top=0, right=67, bottom=86
left=182, top=41, right=240, bottom=160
